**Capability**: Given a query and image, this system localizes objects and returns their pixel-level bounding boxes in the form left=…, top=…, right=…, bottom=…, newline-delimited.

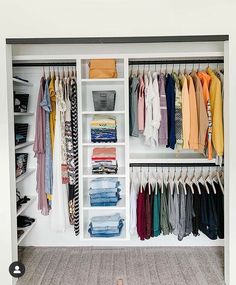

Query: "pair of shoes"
left=17, top=215, right=35, bottom=228
left=16, top=190, right=31, bottom=209
left=17, top=229, right=24, bottom=239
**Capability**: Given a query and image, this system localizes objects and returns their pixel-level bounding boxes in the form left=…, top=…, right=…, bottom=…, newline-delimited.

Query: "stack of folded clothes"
left=90, top=115, right=117, bottom=143
left=88, top=213, right=124, bottom=237
left=89, top=177, right=121, bottom=206
left=92, top=147, right=118, bottom=174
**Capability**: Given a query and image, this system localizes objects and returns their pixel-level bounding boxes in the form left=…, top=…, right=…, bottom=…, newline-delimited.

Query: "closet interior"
left=8, top=41, right=225, bottom=256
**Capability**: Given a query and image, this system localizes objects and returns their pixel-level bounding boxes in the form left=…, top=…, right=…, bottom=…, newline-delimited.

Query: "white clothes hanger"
left=217, top=167, right=224, bottom=193
left=206, top=167, right=216, bottom=194
left=192, top=168, right=201, bottom=195
left=185, top=168, right=194, bottom=194
left=199, top=167, right=210, bottom=194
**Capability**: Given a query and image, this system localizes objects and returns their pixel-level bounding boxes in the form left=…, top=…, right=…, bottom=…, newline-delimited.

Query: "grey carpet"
left=17, top=247, right=225, bottom=285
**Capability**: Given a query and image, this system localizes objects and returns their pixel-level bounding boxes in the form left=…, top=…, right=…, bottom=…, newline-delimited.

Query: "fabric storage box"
left=89, top=59, right=117, bottom=79
left=14, top=93, right=29, bottom=113
left=15, top=123, right=28, bottom=145
left=92, top=90, right=116, bottom=111
left=15, top=153, right=28, bottom=178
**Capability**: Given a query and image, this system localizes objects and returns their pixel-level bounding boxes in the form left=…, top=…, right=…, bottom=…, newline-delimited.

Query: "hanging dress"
left=70, top=77, right=80, bottom=235
left=152, top=72, right=161, bottom=147
left=65, top=77, right=75, bottom=225
left=33, top=77, right=49, bottom=215
left=50, top=77, right=69, bottom=232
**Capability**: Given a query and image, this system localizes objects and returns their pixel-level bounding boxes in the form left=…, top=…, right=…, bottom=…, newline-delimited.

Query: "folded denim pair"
left=90, top=213, right=122, bottom=228
left=89, top=189, right=120, bottom=197
left=89, top=177, right=119, bottom=189
left=90, top=196, right=120, bottom=203
left=88, top=219, right=124, bottom=237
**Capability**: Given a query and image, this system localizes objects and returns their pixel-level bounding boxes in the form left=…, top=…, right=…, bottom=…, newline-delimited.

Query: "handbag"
left=89, top=59, right=117, bottom=79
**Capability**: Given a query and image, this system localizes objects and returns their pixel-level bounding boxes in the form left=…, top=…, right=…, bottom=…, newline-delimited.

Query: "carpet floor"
left=17, top=247, right=225, bottom=285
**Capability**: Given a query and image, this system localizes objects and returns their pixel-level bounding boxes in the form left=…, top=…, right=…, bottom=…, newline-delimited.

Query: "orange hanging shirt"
left=197, top=71, right=212, bottom=160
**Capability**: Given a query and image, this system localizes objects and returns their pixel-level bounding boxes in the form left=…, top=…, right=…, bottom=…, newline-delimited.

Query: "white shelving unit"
left=15, top=141, right=34, bottom=150
left=14, top=112, right=34, bottom=116
left=78, top=56, right=129, bottom=241
left=9, top=49, right=225, bottom=248
left=13, top=77, right=33, bottom=86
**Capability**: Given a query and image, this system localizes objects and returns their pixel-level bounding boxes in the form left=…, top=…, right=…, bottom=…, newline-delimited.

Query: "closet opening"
left=6, top=39, right=227, bottom=285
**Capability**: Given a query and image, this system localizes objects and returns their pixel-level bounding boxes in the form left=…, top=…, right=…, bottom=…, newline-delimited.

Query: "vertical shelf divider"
left=124, top=57, right=130, bottom=240
left=77, top=57, right=84, bottom=239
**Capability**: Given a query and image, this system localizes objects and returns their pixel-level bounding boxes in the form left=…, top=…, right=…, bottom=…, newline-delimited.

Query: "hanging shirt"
left=207, top=67, right=224, bottom=164
left=145, top=183, right=152, bottom=239
left=172, top=72, right=183, bottom=150
left=137, top=186, right=146, bottom=240
left=50, top=76, right=70, bottom=232
left=185, top=185, right=194, bottom=236
left=191, top=71, right=208, bottom=153
left=152, top=72, right=161, bottom=147
left=179, top=74, right=190, bottom=149
left=168, top=183, right=179, bottom=235
left=187, top=75, right=199, bottom=150
left=178, top=183, right=186, bottom=241
left=165, top=74, right=176, bottom=149
left=192, top=184, right=200, bottom=236
left=129, top=76, right=139, bottom=137
left=40, top=78, right=53, bottom=201
left=158, top=73, right=168, bottom=145
left=153, top=183, right=161, bottom=237
left=49, top=75, right=56, bottom=155
left=197, top=71, right=213, bottom=160
left=143, top=72, right=155, bottom=146
left=160, top=184, right=170, bottom=235
left=138, top=74, right=145, bottom=132
left=33, top=77, right=49, bottom=215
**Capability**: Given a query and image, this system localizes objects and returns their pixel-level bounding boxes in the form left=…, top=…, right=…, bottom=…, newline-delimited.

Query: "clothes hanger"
left=181, top=167, right=187, bottom=195
left=206, top=167, right=217, bottom=194
left=140, top=167, right=143, bottom=193
left=173, top=167, right=179, bottom=195
left=192, top=167, right=201, bottom=195
left=42, top=66, right=45, bottom=78
left=216, top=166, right=224, bottom=193
left=199, top=167, right=210, bottom=194
left=148, top=167, right=151, bottom=195
left=154, top=166, right=158, bottom=195
left=185, top=167, right=194, bottom=194
left=161, top=167, right=164, bottom=194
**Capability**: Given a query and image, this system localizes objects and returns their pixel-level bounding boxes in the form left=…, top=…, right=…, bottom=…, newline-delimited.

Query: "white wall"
left=0, top=0, right=236, bottom=284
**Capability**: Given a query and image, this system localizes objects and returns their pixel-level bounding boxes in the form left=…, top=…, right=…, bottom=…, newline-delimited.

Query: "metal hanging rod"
left=129, top=59, right=224, bottom=66
left=13, top=62, right=76, bottom=67
left=129, top=162, right=219, bottom=168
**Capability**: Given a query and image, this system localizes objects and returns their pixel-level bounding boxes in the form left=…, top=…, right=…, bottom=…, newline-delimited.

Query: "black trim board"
left=6, top=35, right=229, bottom=45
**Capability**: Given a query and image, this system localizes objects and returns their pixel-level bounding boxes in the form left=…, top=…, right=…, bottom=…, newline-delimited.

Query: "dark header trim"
left=6, top=35, right=229, bottom=45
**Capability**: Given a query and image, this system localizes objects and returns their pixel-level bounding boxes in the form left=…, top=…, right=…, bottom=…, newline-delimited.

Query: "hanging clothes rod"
left=129, top=162, right=219, bottom=167
left=128, top=59, right=224, bottom=66
left=13, top=62, right=76, bottom=67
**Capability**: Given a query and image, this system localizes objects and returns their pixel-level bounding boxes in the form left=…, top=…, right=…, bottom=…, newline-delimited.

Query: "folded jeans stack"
left=89, top=177, right=121, bottom=206
left=92, top=147, right=118, bottom=174
left=90, top=115, right=117, bottom=143
left=88, top=213, right=124, bottom=237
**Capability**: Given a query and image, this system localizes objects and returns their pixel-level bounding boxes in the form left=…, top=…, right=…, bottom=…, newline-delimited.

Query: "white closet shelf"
left=81, top=78, right=124, bottom=83
left=83, top=195, right=126, bottom=210
left=17, top=196, right=37, bottom=216
left=16, top=168, right=36, bottom=184
left=17, top=220, right=36, bottom=245
left=129, top=153, right=216, bottom=164
left=15, top=141, right=34, bottom=150
left=82, top=140, right=125, bottom=146
left=13, top=78, right=33, bottom=86
left=83, top=167, right=126, bottom=178
left=82, top=111, right=125, bottom=115
left=14, top=112, right=34, bottom=116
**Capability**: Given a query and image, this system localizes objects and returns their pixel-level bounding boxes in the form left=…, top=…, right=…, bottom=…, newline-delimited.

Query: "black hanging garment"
left=192, top=184, right=201, bottom=236
left=70, top=78, right=79, bottom=235
left=213, top=182, right=224, bottom=239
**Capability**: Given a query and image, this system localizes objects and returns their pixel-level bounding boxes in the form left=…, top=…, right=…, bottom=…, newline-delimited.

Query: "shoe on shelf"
left=17, top=215, right=35, bottom=228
